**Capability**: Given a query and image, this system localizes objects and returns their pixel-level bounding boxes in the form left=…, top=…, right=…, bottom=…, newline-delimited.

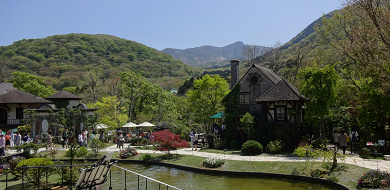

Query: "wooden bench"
left=75, top=152, right=114, bottom=190
left=51, top=186, right=68, bottom=190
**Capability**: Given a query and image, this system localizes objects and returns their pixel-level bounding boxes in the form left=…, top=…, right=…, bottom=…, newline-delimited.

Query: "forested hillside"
left=0, top=33, right=199, bottom=90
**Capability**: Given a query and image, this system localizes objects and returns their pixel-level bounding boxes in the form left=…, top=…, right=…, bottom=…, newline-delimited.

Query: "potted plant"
left=9, top=155, right=25, bottom=175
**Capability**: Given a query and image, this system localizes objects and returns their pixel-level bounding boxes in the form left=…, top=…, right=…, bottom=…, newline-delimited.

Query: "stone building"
left=0, top=83, right=97, bottom=138
left=229, top=60, right=306, bottom=145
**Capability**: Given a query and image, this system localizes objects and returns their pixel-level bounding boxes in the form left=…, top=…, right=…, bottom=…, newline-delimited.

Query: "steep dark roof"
left=0, top=89, right=53, bottom=104
left=45, top=90, right=81, bottom=100
left=253, top=64, right=281, bottom=84
left=256, top=79, right=306, bottom=102
left=0, top=83, right=15, bottom=95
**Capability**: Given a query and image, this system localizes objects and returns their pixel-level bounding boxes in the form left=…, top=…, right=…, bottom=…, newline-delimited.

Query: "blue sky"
left=0, top=0, right=342, bottom=50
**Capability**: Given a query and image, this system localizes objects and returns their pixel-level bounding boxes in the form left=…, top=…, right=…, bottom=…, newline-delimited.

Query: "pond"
left=103, top=163, right=333, bottom=190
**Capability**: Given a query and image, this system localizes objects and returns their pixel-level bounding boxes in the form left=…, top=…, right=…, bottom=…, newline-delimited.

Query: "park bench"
left=74, top=152, right=114, bottom=190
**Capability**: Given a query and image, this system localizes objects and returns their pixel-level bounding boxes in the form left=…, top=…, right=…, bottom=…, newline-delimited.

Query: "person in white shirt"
left=83, top=129, right=88, bottom=147
left=78, top=131, right=84, bottom=147
left=14, top=132, right=21, bottom=147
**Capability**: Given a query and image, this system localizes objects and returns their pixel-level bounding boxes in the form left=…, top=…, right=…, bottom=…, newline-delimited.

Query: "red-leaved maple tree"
left=151, top=129, right=189, bottom=154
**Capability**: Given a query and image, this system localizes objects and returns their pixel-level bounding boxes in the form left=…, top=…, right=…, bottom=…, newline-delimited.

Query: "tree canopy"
left=186, top=74, right=229, bottom=129
left=0, top=33, right=198, bottom=90
left=11, top=71, right=56, bottom=98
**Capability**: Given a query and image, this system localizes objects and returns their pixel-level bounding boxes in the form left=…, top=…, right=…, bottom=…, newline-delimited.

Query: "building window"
left=239, top=94, right=250, bottom=105
left=239, top=94, right=250, bottom=112
left=16, top=108, right=23, bottom=119
left=275, top=106, right=286, bottom=121
left=0, top=109, right=7, bottom=124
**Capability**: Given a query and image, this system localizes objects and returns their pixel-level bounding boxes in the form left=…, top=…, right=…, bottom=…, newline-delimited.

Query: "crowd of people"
left=0, top=129, right=33, bottom=156
left=332, top=129, right=359, bottom=155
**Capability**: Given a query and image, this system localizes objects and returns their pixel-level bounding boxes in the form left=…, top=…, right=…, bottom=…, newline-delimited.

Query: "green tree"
left=133, top=82, right=178, bottom=124
left=240, top=113, right=255, bottom=140
left=298, top=64, right=338, bottom=137
left=11, top=71, right=56, bottom=97
left=84, top=71, right=101, bottom=103
left=94, top=96, right=128, bottom=129
left=120, top=71, right=146, bottom=122
left=186, top=74, right=229, bottom=131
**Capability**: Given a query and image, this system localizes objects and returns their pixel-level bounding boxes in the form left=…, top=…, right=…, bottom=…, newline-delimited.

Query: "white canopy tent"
left=122, top=122, right=138, bottom=128
left=137, top=122, right=155, bottom=127
left=95, top=123, right=109, bottom=129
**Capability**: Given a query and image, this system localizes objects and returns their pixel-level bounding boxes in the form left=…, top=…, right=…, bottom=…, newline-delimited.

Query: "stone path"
left=3, top=144, right=390, bottom=172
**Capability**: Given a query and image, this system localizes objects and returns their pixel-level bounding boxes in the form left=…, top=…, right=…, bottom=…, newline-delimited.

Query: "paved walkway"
left=4, top=144, right=390, bottom=172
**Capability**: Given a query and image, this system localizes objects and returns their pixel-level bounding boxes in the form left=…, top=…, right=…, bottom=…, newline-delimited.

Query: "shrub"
left=0, top=163, right=10, bottom=173
left=266, top=140, right=283, bottom=154
left=152, top=129, right=189, bottom=154
left=12, top=143, right=41, bottom=158
left=90, top=138, right=104, bottom=155
left=9, top=155, right=26, bottom=164
left=119, top=147, right=138, bottom=159
left=241, top=140, right=263, bottom=155
left=360, top=148, right=370, bottom=158
left=294, top=146, right=309, bottom=157
left=229, top=140, right=239, bottom=150
left=140, top=154, right=152, bottom=161
left=15, top=158, right=55, bottom=186
left=358, top=169, right=390, bottom=188
left=310, top=168, right=328, bottom=178
left=17, top=124, right=31, bottom=136
left=312, top=138, right=327, bottom=149
left=129, top=137, right=148, bottom=146
left=76, top=146, right=88, bottom=157
left=205, top=133, right=216, bottom=149
left=55, top=161, right=82, bottom=185
left=203, top=157, right=225, bottom=168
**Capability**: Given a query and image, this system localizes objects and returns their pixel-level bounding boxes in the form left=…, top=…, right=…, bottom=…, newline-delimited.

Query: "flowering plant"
left=203, top=157, right=225, bottom=168
left=9, top=155, right=26, bottom=164
left=119, top=148, right=138, bottom=159
left=357, top=169, right=390, bottom=188
left=0, top=163, right=10, bottom=173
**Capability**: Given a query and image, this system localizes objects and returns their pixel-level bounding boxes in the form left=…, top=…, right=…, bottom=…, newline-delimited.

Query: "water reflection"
left=103, top=163, right=331, bottom=190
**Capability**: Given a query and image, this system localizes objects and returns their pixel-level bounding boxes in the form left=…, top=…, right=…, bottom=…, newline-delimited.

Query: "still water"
left=102, top=163, right=332, bottom=190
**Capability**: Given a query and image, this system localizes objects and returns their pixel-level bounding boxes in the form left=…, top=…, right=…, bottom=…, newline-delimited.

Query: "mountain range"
left=162, top=41, right=251, bottom=68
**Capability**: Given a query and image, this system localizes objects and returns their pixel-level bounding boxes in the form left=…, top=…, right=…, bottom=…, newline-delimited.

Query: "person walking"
left=83, top=129, right=88, bottom=147
left=0, top=134, right=5, bottom=156
left=9, top=130, right=14, bottom=147
left=14, top=132, right=21, bottom=148
left=4, top=131, right=11, bottom=151
left=339, top=130, right=348, bottom=155
left=333, top=130, right=340, bottom=151
left=117, top=131, right=124, bottom=151
left=349, top=129, right=359, bottom=154
left=78, top=131, right=84, bottom=147
left=190, top=130, right=195, bottom=151
left=47, top=132, right=53, bottom=148
left=99, top=130, right=104, bottom=142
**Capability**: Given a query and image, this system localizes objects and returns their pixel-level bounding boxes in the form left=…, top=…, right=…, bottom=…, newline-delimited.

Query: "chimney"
left=230, top=59, right=240, bottom=89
